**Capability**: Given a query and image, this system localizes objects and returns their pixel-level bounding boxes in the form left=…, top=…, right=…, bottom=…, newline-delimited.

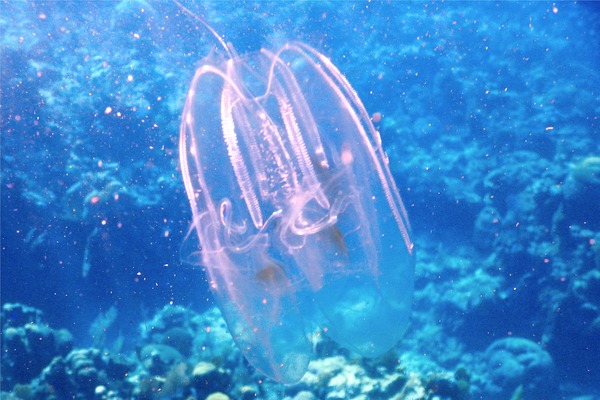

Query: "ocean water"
left=1, top=1, right=599, bottom=399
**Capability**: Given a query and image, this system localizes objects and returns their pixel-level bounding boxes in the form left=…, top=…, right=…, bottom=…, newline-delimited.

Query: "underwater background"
left=1, top=1, right=599, bottom=399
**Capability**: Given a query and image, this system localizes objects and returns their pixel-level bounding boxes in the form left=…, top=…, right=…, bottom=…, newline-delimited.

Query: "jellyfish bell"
left=177, top=3, right=414, bottom=384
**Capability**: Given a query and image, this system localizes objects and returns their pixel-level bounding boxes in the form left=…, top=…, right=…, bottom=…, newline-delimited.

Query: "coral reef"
left=472, top=338, right=557, bottom=400
left=36, top=348, right=135, bottom=399
left=562, top=156, right=600, bottom=229
left=0, top=304, right=471, bottom=399
left=1, top=303, right=73, bottom=390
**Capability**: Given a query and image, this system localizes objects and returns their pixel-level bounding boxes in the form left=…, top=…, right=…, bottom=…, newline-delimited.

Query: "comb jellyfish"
left=180, top=32, right=414, bottom=383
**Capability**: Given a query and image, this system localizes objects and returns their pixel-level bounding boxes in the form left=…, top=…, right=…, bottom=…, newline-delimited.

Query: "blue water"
left=2, top=1, right=599, bottom=399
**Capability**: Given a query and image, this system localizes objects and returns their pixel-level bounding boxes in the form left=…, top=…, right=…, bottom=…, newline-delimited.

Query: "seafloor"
left=1, top=1, right=599, bottom=400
